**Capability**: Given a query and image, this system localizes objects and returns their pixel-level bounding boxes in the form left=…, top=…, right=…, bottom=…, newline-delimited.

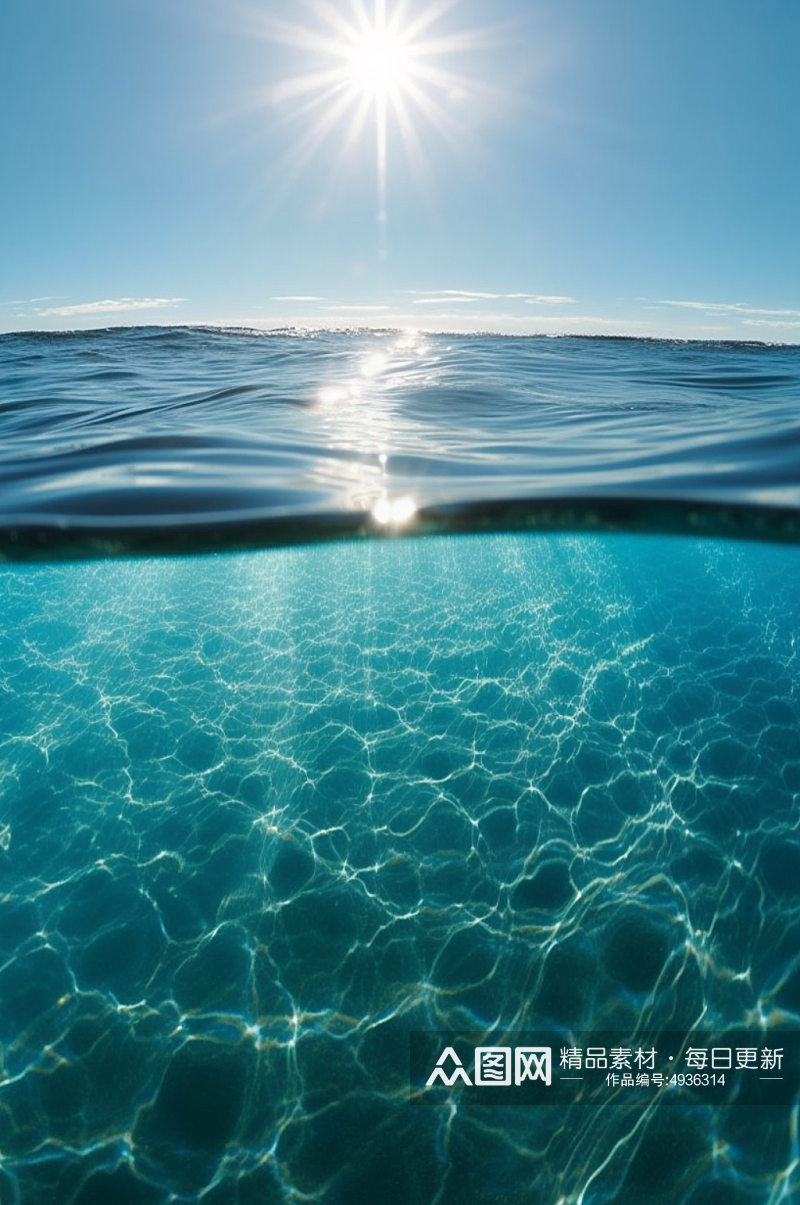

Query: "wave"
left=1, top=327, right=800, bottom=555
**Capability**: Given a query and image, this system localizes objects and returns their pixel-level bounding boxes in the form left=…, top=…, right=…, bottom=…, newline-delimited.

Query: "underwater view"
left=1, top=328, right=800, bottom=1204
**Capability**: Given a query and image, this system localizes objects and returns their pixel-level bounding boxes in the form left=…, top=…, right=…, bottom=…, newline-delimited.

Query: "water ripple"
left=1, top=533, right=798, bottom=1203
left=1, top=328, right=799, bottom=539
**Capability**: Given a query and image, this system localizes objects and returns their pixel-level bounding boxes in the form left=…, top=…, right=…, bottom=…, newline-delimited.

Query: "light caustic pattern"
left=0, top=534, right=799, bottom=1204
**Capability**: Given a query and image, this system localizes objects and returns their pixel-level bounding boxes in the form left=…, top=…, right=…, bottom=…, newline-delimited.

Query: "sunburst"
left=344, top=3, right=416, bottom=99
left=257, top=0, right=492, bottom=236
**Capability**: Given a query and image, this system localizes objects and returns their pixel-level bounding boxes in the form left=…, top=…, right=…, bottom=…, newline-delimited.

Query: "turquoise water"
left=1, top=532, right=799, bottom=1204
left=2, top=328, right=800, bottom=1203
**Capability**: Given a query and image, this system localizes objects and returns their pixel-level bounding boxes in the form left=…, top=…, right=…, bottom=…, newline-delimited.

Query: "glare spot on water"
left=361, top=352, right=389, bottom=378
left=372, top=494, right=417, bottom=525
left=393, top=330, right=420, bottom=351
left=318, top=382, right=362, bottom=405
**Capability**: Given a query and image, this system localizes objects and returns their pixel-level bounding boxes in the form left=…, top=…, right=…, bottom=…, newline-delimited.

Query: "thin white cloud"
left=402, top=289, right=576, bottom=304
left=37, top=297, right=186, bottom=317
left=0, top=295, right=66, bottom=306
left=425, top=290, right=511, bottom=300
left=524, top=295, right=577, bottom=305
left=412, top=296, right=482, bottom=305
left=402, top=289, right=498, bottom=299
left=271, top=294, right=325, bottom=302
left=660, top=299, right=800, bottom=320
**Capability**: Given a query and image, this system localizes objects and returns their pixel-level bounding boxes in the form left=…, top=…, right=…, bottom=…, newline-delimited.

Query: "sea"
left=1, top=326, right=800, bottom=1205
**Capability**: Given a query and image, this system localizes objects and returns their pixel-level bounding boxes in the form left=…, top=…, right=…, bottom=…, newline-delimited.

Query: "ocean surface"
left=1, top=327, right=800, bottom=1205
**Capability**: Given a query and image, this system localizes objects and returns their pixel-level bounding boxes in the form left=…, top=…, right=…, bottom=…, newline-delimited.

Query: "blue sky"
left=2, top=0, right=799, bottom=340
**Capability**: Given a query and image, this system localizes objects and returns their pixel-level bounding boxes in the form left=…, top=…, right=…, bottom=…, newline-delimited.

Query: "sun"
left=345, top=25, right=414, bottom=99
left=256, top=0, right=490, bottom=232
